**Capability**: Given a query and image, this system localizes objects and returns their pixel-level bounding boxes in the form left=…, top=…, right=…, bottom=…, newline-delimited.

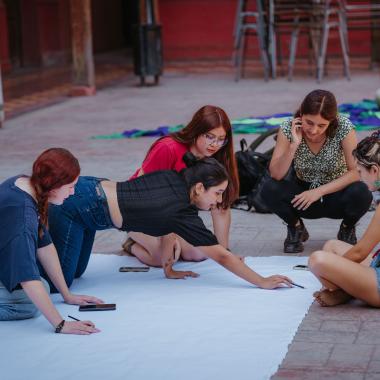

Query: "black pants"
left=261, top=176, right=372, bottom=227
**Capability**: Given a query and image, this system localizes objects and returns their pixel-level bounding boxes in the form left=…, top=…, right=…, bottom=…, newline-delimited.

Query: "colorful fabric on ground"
left=92, top=99, right=380, bottom=139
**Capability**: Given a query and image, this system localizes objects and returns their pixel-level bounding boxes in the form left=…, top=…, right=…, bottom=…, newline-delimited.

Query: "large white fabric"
left=0, top=255, right=320, bottom=380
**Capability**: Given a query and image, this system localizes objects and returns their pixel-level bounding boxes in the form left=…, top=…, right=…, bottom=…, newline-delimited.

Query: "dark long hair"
left=30, top=148, right=80, bottom=235
left=294, top=89, right=339, bottom=138
left=182, top=152, right=230, bottom=193
left=145, top=106, right=239, bottom=208
left=353, top=130, right=380, bottom=168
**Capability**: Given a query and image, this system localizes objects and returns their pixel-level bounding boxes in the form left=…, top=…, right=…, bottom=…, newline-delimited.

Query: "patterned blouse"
left=281, top=115, right=354, bottom=188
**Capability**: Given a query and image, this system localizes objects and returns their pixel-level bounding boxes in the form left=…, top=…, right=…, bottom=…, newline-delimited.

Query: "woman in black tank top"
left=48, top=153, right=294, bottom=290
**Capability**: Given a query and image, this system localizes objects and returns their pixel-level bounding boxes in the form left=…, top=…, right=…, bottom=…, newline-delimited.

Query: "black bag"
left=233, top=128, right=279, bottom=213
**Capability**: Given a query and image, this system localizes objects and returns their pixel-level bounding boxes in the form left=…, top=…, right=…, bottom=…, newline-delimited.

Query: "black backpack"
left=234, top=128, right=278, bottom=213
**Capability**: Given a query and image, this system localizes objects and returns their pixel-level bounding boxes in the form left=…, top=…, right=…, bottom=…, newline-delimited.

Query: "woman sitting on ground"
left=0, top=148, right=101, bottom=334
left=309, top=131, right=380, bottom=307
left=47, top=153, right=293, bottom=289
left=261, top=89, right=372, bottom=253
left=122, top=105, right=239, bottom=264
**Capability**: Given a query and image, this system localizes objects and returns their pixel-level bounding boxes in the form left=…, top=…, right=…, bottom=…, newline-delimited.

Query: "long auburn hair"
left=294, top=89, right=339, bottom=138
left=146, top=105, right=239, bottom=208
left=30, top=148, right=80, bottom=235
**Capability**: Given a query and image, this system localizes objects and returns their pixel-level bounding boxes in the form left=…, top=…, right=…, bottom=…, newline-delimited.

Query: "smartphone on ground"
left=79, top=304, right=116, bottom=311
left=293, top=264, right=309, bottom=271
left=119, top=266, right=150, bottom=272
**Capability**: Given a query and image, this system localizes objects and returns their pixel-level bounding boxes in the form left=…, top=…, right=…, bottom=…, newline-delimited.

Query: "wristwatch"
left=55, top=320, right=65, bottom=333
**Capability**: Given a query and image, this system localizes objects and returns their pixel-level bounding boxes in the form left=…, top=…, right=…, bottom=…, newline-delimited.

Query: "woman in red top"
left=124, top=105, right=240, bottom=278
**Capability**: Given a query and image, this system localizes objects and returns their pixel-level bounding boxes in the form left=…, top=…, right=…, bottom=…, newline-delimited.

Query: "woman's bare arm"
left=199, top=245, right=293, bottom=289
left=343, top=206, right=380, bottom=263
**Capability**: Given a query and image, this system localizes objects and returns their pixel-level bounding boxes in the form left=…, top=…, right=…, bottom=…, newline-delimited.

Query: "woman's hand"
left=290, top=117, right=303, bottom=147
left=64, top=293, right=104, bottom=305
left=61, top=320, right=100, bottom=335
left=291, top=188, right=323, bottom=210
left=165, top=269, right=199, bottom=280
left=259, top=275, right=293, bottom=289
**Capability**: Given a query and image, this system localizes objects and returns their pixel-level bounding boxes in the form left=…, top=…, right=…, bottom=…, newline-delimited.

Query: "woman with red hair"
left=123, top=105, right=240, bottom=273
left=0, top=148, right=102, bottom=334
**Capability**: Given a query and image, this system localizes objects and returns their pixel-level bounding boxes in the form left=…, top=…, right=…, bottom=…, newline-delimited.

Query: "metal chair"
left=232, top=0, right=270, bottom=81
left=267, top=0, right=319, bottom=79
left=268, top=0, right=349, bottom=82
left=316, top=0, right=350, bottom=82
left=339, top=0, right=380, bottom=70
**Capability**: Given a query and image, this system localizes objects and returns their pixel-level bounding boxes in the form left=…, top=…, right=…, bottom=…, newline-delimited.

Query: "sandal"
left=122, top=237, right=136, bottom=256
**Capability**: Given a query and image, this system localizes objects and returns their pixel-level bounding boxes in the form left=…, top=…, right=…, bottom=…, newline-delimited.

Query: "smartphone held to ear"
left=79, top=304, right=116, bottom=312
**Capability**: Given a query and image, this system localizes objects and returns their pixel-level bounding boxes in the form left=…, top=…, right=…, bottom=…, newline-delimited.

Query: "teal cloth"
left=91, top=99, right=380, bottom=139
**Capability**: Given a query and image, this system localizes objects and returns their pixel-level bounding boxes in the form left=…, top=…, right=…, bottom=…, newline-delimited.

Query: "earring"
left=374, top=180, right=380, bottom=189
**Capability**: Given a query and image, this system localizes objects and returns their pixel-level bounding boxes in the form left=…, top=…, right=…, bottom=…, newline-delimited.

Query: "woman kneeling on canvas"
left=0, top=148, right=102, bottom=334
left=309, top=131, right=380, bottom=307
left=47, top=153, right=293, bottom=290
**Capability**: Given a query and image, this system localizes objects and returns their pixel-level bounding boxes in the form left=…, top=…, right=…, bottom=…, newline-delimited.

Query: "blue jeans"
left=0, top=278, right=49, bottom=321
left=42, top=176, right=114, bottom=293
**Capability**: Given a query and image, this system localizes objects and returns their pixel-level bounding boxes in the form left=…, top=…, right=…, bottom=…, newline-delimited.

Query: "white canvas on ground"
left=0, top=255, right=320, bottom=380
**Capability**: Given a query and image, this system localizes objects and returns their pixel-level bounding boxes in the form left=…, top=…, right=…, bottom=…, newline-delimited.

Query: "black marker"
left=291, top=281, right=305, bottom=289
left=68, top=315, right=80, bottom=321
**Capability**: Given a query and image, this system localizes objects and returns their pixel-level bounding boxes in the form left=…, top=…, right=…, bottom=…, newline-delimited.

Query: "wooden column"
left=70, top=0, right=95, bottom=96
left=0, top=63, right=4, bottom=128
left=0, top=0, right=11, bottom=72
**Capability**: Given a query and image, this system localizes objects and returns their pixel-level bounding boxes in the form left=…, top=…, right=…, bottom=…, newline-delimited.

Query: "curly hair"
left=352, top=130, right=380, bottom=168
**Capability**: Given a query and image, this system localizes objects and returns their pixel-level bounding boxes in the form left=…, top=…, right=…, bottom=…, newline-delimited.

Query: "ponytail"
left=30, top=148, right=80, bottom=236
left=182, top=152, right=229, bottom=191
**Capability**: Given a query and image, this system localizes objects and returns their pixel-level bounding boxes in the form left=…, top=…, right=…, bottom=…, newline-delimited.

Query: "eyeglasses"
left=203, top=133, right=228, bottom=147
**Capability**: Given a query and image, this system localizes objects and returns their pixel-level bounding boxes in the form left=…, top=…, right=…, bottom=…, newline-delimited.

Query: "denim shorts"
left=370, top=256, right=380, bottom=291
left=52, top=176, right=114, bottom=231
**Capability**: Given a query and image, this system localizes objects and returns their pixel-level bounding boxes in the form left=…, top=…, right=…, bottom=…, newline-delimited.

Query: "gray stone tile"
left=272, top=369, right=364, bottom=380
left=320, top=320, right=362, bottom=333
left=298, top=320, right=322, bottom=332
left=367, top=360, right=380, bottom=373
left=327, top=344, right=374, bottom=371
left=281, top=342, right=334, bottom=369
left=307, top=302, right=379, bottom=322
left=294, top=330, right=357, bottom=344
left=365, top=374, right=380, bottom=380
left=356, top=322, right=380, bottom=344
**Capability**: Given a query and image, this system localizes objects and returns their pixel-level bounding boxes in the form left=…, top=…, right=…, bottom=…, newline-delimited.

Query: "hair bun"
left=182, top=152, right=198, bottom=168
left=371, top=129, right=380, bottom=139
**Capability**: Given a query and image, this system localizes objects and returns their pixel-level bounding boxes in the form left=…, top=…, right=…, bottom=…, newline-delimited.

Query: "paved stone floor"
left=0, top=67, right=379, bottom=379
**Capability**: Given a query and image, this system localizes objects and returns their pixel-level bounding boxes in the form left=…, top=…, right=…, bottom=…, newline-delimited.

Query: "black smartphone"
left=119, top=266, right=150, bottom=272
left=293, top=264, right=309, bottom=271
left=79, top=303, right=116, bottom=312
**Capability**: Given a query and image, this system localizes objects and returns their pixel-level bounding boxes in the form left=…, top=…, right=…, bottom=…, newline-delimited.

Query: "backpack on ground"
left=233, top=128, right=278, bottom=213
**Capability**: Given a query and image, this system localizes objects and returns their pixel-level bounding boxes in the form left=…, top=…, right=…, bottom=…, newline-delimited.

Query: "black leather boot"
left=337, top=222, right=357, bottom=245
left=284, top=219, right=309, bottom=253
